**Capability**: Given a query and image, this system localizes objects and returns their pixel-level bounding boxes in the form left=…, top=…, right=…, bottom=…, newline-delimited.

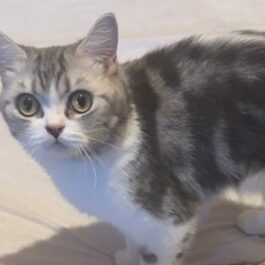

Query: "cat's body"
left=123, top=33, right=265, bottom=214
left=116, top=34, right=265, bottom=263
left=1, top=14, right=265, bottom=265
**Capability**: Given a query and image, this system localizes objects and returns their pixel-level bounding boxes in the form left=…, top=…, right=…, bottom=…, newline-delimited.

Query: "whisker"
left=80, top=146, right=98, bottom=192
left=86, top=127, right=110, bottom=134
left=80, top=126, right=120, bottom=142
left=88, top=136, right=120, bottom=150
left=85, top=145, right=105, bottom=171
left=76, top=146, right=90, bottom=179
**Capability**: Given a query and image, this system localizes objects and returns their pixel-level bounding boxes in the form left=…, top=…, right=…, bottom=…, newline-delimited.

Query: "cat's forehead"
left=15, top=45, right=93, bottom=99
left=6, top=44, right=119, bottom=103
left=21, top=46, right=71, bottom=96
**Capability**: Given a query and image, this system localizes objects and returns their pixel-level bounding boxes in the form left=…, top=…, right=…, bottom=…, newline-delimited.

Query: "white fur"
left=219, top=169, right=265, bottom=237
left=234, top=170, right=265, bottom=236
left=30, top=110, right=192, bottom=265
left=238, top=209, right=265, bottom=235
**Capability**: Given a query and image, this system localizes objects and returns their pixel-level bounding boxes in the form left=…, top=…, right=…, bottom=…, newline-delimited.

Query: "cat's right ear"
left=0, top=32, right=27, bottom=72
left=76, top=13, right=118, bottom=70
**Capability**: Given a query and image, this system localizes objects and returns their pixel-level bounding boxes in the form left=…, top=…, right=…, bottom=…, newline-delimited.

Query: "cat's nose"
left=46, top=124, right=65, bottom=139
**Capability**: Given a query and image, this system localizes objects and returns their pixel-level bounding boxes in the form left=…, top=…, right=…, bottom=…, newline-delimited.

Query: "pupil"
left=78, top=94, right=86, bottom=108
left=24, top=98, right=32, bottom=111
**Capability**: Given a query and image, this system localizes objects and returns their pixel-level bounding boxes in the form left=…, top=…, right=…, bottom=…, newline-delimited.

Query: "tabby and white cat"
left=1, top=13, right=265, bottom=265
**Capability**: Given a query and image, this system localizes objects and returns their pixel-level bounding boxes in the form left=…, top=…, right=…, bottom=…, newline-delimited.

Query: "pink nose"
left=46, top=125, right=65, bottom=138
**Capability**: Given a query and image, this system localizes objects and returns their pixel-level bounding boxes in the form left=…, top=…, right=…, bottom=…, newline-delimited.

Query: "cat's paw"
left=141, top=252, right=158, bottom=264
left=115, top=249, right=157, bottom=265
left=238, top=209, right=265, bottom=236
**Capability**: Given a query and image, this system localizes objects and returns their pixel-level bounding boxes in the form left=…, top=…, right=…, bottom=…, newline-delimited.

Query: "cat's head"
left=0, top=14, right=131, bottom=159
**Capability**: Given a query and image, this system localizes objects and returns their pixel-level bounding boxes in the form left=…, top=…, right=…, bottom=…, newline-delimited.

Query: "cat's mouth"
left=46, top=140, right=75, bottom=157
left=52, top=141, right=67, bottom=148
left=49, top=141, right=68, bottom=150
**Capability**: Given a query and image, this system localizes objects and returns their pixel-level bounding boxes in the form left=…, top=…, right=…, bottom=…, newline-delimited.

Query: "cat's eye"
left=17, top=93, right=40, bottom=117
left=69, top=90, right=92, bottom=114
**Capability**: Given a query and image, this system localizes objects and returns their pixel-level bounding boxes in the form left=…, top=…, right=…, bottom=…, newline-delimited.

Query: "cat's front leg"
left=114, top=235, right=180, bottom=265
left=117, top=220, right=194, bottom=265
left=137, top=232, right=193, bottom=265
left=114, top=236, right=163, bottom=265
left=139, top=247, right=182, bottom=265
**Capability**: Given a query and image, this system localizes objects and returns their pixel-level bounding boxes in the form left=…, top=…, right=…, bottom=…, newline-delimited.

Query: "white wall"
left=0, top=0, right=265, bottom=46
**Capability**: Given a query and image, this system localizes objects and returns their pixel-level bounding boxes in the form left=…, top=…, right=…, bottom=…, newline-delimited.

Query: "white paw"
left=238, top=209, right=265, bottom=235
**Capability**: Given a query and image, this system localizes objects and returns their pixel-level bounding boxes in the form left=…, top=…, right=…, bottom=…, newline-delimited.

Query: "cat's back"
left=123, top=32, right=265, bottom=193
left=124, top=31, right=265, bottom=95
left=124, top=31, right=265, bottom=126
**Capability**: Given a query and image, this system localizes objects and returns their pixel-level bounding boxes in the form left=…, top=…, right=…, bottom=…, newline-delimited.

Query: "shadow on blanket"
left=2, top=198, right=265, bottom=265
left=0, top=222, right=123, bottom=265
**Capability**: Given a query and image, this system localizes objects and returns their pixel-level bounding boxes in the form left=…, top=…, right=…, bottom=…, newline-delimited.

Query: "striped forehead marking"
left=31, top=49, right=71, bottom=97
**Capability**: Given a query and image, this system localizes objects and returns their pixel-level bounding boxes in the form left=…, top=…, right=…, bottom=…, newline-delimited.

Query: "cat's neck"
left=35, top=108, right=141, bottom=214
left=37, top=150, right=115, bottom=213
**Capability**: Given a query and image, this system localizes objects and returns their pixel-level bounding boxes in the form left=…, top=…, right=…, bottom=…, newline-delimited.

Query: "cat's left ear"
left=76, top=13, right=118, bottom=68
left=0, top=32, right=27, bottom=72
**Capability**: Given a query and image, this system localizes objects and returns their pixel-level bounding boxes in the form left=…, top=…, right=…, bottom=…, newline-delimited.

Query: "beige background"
left=1, top=1, right=265, bottom=264
left=1, top=0, right=265, bottom=46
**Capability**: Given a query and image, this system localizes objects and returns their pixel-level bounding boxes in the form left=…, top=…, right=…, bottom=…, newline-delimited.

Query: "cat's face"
left=0, top=14, right=130, bottom=159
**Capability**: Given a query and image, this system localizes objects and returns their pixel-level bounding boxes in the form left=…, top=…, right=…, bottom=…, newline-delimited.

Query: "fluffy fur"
left=2, top=14, right=265, bottom=265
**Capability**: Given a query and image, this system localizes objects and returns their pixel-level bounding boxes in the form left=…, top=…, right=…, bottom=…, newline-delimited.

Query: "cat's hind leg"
left=238, top=209, right=265, bottom=235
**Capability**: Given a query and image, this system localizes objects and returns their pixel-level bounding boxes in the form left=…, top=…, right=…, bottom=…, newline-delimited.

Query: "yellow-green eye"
left=69, top=90, right=92, bottom=114
left=17, top=93, right=40, bottom=117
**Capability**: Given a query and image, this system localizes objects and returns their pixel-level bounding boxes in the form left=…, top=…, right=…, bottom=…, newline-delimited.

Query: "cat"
left=2, top=13, right=265, bottom=265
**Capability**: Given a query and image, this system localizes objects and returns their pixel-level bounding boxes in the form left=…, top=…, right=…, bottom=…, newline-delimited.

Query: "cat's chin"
left=43, top=142, right=77, bottom=159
